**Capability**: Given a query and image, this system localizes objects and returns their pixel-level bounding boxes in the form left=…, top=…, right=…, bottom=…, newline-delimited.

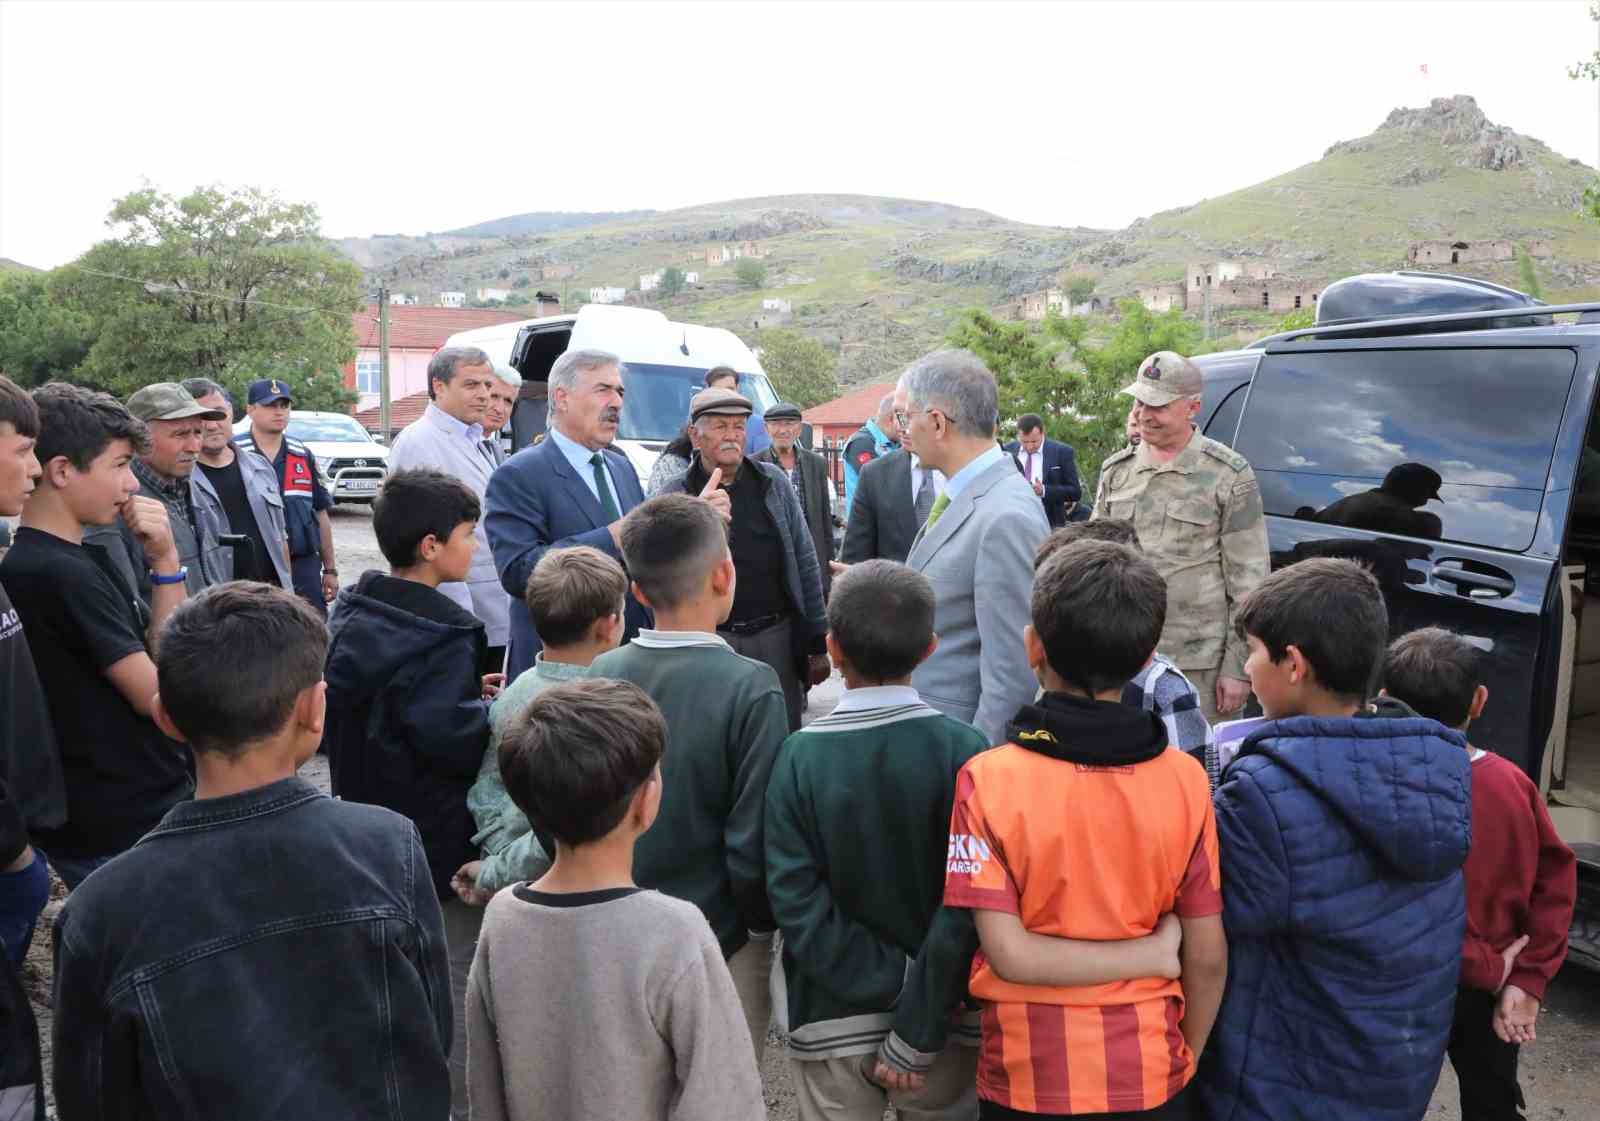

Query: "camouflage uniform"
left=1095, top=351, right=1270, bottom=721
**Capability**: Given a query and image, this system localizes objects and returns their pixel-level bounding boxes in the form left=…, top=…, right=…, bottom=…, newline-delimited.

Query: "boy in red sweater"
left=1381, top=627, right=1577, bottom=1121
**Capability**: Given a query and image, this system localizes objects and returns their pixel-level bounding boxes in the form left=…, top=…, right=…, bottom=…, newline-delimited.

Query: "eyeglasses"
left=894, top=407, right=939, bottom=430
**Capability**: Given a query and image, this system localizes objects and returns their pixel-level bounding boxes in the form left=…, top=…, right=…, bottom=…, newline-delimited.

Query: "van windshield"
left=619, top=363, right=778, bottom=442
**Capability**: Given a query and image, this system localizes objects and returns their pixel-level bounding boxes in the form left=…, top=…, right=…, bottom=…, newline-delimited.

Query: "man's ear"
left=824, top=630, right=844, bottom=668
left=630, top=579, right=655, bottom=612
left=919, top=633, right=939, bottom=667
left=1468, top=684, right=1489, bottom=722
left=151, top=694, right=190, bottom=744
left=43, top=455, right=74, bottom=490
left=1283, top=643, right=1310, bottom=685
left=298, top=681, right=327, bottom=738
left=415, top=533, right=441, bottom=563
left=1022, top=624, right=1046, bottom=673
left=712, top=554, right=736, bottom=597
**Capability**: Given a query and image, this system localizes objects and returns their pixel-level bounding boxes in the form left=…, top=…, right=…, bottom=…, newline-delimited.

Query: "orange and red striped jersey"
left=945, top=742, right=1221, bottom=1115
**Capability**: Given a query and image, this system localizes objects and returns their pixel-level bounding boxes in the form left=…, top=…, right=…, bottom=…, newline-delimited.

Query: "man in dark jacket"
left=1198, top=558, right=1471, bottom=1121
left=1002, top=412, right=1081, bottom=527
left=755, top=401, right=835, bottom=599
left=322, top=469, right=493, bottom=1120
left=659, top=387, right=828, bottom=731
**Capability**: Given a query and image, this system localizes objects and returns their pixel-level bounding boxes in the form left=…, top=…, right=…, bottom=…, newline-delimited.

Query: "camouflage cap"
left=1121, top=351, right=1203, bottom=407
left=126, top=382, right=226, bottom=422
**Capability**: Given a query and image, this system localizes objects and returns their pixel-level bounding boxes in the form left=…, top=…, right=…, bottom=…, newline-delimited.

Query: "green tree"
left=1065, top=276, right=1096, bottom=304
left=32, top=185, right=362, bottom=410
left=1573, top=5, right=1599, bottom=220
left=756, top=329, right=837, bottom=408
left=947, top=300, right=1206, bottom=480
left=1517, top=248, right=1545, bottom=299
left=735, top=258, right=767, bottom=289
left=659, top=266, right=686, bottom=297
left=0, top=270, right=95, bottom=387
left=1277, top=307, right=1315, bottom=333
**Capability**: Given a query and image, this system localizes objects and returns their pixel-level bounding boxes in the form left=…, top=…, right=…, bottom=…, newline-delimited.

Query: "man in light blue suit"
left=901, top=350, right=1049, bottom=746
left=485, top=348, right=651, bottom=683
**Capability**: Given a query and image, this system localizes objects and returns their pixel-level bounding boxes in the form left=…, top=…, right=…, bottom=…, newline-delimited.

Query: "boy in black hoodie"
left=323, top=467, right=498, bottom=1120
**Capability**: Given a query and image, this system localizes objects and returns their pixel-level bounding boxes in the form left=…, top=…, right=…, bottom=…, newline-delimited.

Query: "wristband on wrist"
left=150, top=566, right=188, bottom=586
left=323, top=568, right=338, bottom=576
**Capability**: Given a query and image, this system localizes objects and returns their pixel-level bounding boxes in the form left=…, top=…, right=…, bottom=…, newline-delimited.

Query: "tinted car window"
left=287, top=416, right=375, bottom=443
left=1235, top=348, right=1577, bottom=552
left=619, top=363, right=777, bottom=442
left=1204, top=384, right=1247, bottom=447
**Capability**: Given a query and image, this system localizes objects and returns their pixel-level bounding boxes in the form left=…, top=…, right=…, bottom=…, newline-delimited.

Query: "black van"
left=1194, top=272, right=1600, bottom=970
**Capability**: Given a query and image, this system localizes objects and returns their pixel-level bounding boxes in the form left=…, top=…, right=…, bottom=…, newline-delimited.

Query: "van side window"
left=1204, top=384, right=1247, bottom=447
left=1234, top=348, right=1577, bottom=551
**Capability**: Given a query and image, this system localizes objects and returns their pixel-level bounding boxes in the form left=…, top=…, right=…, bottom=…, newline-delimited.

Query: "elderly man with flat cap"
left=1093, top=351, right=1270, bottom=722
left=659, top=386, right=828, bottom=730
left=754, top=401, right=836, bottom=600
left=89, top=383, right=234, bottom=602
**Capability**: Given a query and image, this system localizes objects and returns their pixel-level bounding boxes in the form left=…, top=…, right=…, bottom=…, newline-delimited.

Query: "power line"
left=63, top=263, right=376, bottom=322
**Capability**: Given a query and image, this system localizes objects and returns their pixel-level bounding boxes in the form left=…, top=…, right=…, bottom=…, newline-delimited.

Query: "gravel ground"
left=16, top=505, right=1600, bottom=1118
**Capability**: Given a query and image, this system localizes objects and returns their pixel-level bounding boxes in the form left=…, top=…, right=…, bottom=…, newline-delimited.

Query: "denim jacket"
left=51, top=777, right=451, bottom=1120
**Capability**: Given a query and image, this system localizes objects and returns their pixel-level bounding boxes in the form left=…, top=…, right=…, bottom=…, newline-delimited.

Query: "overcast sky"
left=2, top=0, right=1595, bottom=268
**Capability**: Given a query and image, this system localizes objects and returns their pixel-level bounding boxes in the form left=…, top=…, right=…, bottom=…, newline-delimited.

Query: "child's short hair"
left=32, top=382, right=149, bottom=470
left=373, top=468, right=481, bottom=568
left=156, top=582, right=329, bottom=757
left=525, top=546, right=627, bottom=647
left=0, top=375, right=40, bottom=437
left=499, top=677, right=666, bottom=846
left=618, top=494, right=728, bottom=610
left=1034, top=519, right=1141, bottom=571
left=1381, top=626, right=1483, bottom=729
left=1235, top=558, right=1387, bottom=700
left=826, top=560, right=934, bottom=681
left=1032, top=540, right=1165, bottom=693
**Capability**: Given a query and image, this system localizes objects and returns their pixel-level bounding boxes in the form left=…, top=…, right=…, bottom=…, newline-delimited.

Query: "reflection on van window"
left=617, top=364, right=777, bottom=442
left=1236, top=348, right=1577, bottom=552
left=1307, top=463, right=1444, bottom=539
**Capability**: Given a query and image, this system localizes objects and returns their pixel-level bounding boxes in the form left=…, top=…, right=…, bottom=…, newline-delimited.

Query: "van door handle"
left=1431, top=559, right=1515, bottom=597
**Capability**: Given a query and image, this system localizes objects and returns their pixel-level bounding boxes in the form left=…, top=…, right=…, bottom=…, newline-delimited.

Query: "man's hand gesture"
left=120, top=495, right=180, bottom=572
left=698, top=467, right=731, bottom=523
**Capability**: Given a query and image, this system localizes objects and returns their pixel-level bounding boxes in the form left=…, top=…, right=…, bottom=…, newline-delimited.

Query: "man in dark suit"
left=839, top=444, right=949, bottom=564
left=1003, top=412, right=1081, bottom=527
left=755, top=402, right=835, bottom=598
left=485, top=347, right=652, bottom=683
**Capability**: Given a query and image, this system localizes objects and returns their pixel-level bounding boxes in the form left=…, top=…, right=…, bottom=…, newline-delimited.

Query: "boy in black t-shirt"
left=0, top=383, right=193, bottom=889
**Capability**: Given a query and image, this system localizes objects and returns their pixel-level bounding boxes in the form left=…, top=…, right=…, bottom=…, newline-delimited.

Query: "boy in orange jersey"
left=945, top=539, right=1228, bottom=1119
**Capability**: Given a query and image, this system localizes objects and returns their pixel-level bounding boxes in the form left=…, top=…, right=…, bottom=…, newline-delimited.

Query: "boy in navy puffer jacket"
left=1196, top=559, right=1471, bottom=1121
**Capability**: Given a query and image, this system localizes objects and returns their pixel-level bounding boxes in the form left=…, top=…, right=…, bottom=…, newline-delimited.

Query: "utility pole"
left=378, top=285, right=392, bottom=445
left=1202, top=279, right=1213, bottom=341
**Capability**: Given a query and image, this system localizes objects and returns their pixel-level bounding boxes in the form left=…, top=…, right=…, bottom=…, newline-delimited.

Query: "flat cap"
left=764, top=402, right=803, bottom=421
left=126, top=382, right=226, bottom=422
left=1120, top=351, right=1203, bottom=407
left=690, top=386, right=753, bottom=422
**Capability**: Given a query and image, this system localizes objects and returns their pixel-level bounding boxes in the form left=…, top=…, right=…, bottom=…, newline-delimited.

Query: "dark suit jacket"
left=840, top=448, right=919, bottom=564
left=755, top=445, right=835, bottom=597
left=1004, top=437, right=1081, bottom=527
left=484, top=437, right=650, bottom=683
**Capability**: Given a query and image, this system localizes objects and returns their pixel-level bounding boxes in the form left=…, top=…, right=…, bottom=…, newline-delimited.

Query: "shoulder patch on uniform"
left=1198, top=437, right=1249, bottom=472
left=855, top=450, right=874, bottom=466
left=1232, top=477, right=1259, bottom=498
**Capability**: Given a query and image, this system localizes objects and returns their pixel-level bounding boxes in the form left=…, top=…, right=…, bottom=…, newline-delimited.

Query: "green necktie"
left=924, top=491, right=950, bottom=530
left=590, top=452, right=621, bottom=521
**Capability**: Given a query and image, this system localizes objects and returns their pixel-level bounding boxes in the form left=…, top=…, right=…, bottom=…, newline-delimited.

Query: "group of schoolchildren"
left=0, top=370, right=1581, bottom=1121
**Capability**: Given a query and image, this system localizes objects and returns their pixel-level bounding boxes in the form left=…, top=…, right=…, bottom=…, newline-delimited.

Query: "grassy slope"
left=345, top=112, right=1600, bottom=386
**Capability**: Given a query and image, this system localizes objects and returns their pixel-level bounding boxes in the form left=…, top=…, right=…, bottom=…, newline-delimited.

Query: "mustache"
left=717, top=441, right=741, bottom=453
left=599, top=408, right=620, bottom=423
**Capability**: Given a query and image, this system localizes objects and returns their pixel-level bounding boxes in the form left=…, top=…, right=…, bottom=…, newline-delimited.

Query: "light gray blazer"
left=388, top=402, right=511, bottom=646
left=908, top=455, right=1049, bottom=746
left=234, top=444, right=293, bottom=589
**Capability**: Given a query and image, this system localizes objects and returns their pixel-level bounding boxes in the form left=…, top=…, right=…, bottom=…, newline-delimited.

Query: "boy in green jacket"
left=453, top=545, right=627, bottom=903
left=590, top=493, right=790, bottom=1058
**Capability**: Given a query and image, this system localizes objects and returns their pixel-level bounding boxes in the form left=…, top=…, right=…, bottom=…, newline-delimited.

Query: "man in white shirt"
left=386, top=346, right=511, bottom=675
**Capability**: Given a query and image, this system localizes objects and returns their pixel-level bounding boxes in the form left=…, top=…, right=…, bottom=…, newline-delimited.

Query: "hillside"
left=0, top=258, right=39, bottom=273
left=331, top=96, right=1599, bottom=387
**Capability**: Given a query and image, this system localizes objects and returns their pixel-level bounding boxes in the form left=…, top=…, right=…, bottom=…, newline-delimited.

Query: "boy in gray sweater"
left=465, top=677, right=762, bottom=1121
left=589, top=494, right=790, bottom=1055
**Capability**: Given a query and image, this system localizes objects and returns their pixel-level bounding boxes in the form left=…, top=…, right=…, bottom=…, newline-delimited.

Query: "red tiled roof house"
left=343, top=305, right=529, bottom=426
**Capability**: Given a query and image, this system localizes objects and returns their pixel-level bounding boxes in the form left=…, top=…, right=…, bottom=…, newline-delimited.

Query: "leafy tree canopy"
left=659, top=266, right=686, bottom=297
left=735, top=258, right=767, bottom=289
left=945, top=299, right=1206, bottom=480
left=756, top=329, right=838, bottom=408
left=0, top=184, right=362, bottom=411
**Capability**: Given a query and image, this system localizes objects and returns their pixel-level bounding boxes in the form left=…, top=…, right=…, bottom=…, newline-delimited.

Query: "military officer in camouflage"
left=1093, top=351, right=1270, bottom=722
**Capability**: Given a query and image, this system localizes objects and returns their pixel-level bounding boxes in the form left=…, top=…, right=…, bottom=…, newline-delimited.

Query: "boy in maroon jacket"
left=1381, top=627, right=1577, bottom=1121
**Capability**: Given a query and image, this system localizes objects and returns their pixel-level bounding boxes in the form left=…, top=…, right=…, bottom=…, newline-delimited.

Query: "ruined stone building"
left=1407, top=238, right=1553, bottom=266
